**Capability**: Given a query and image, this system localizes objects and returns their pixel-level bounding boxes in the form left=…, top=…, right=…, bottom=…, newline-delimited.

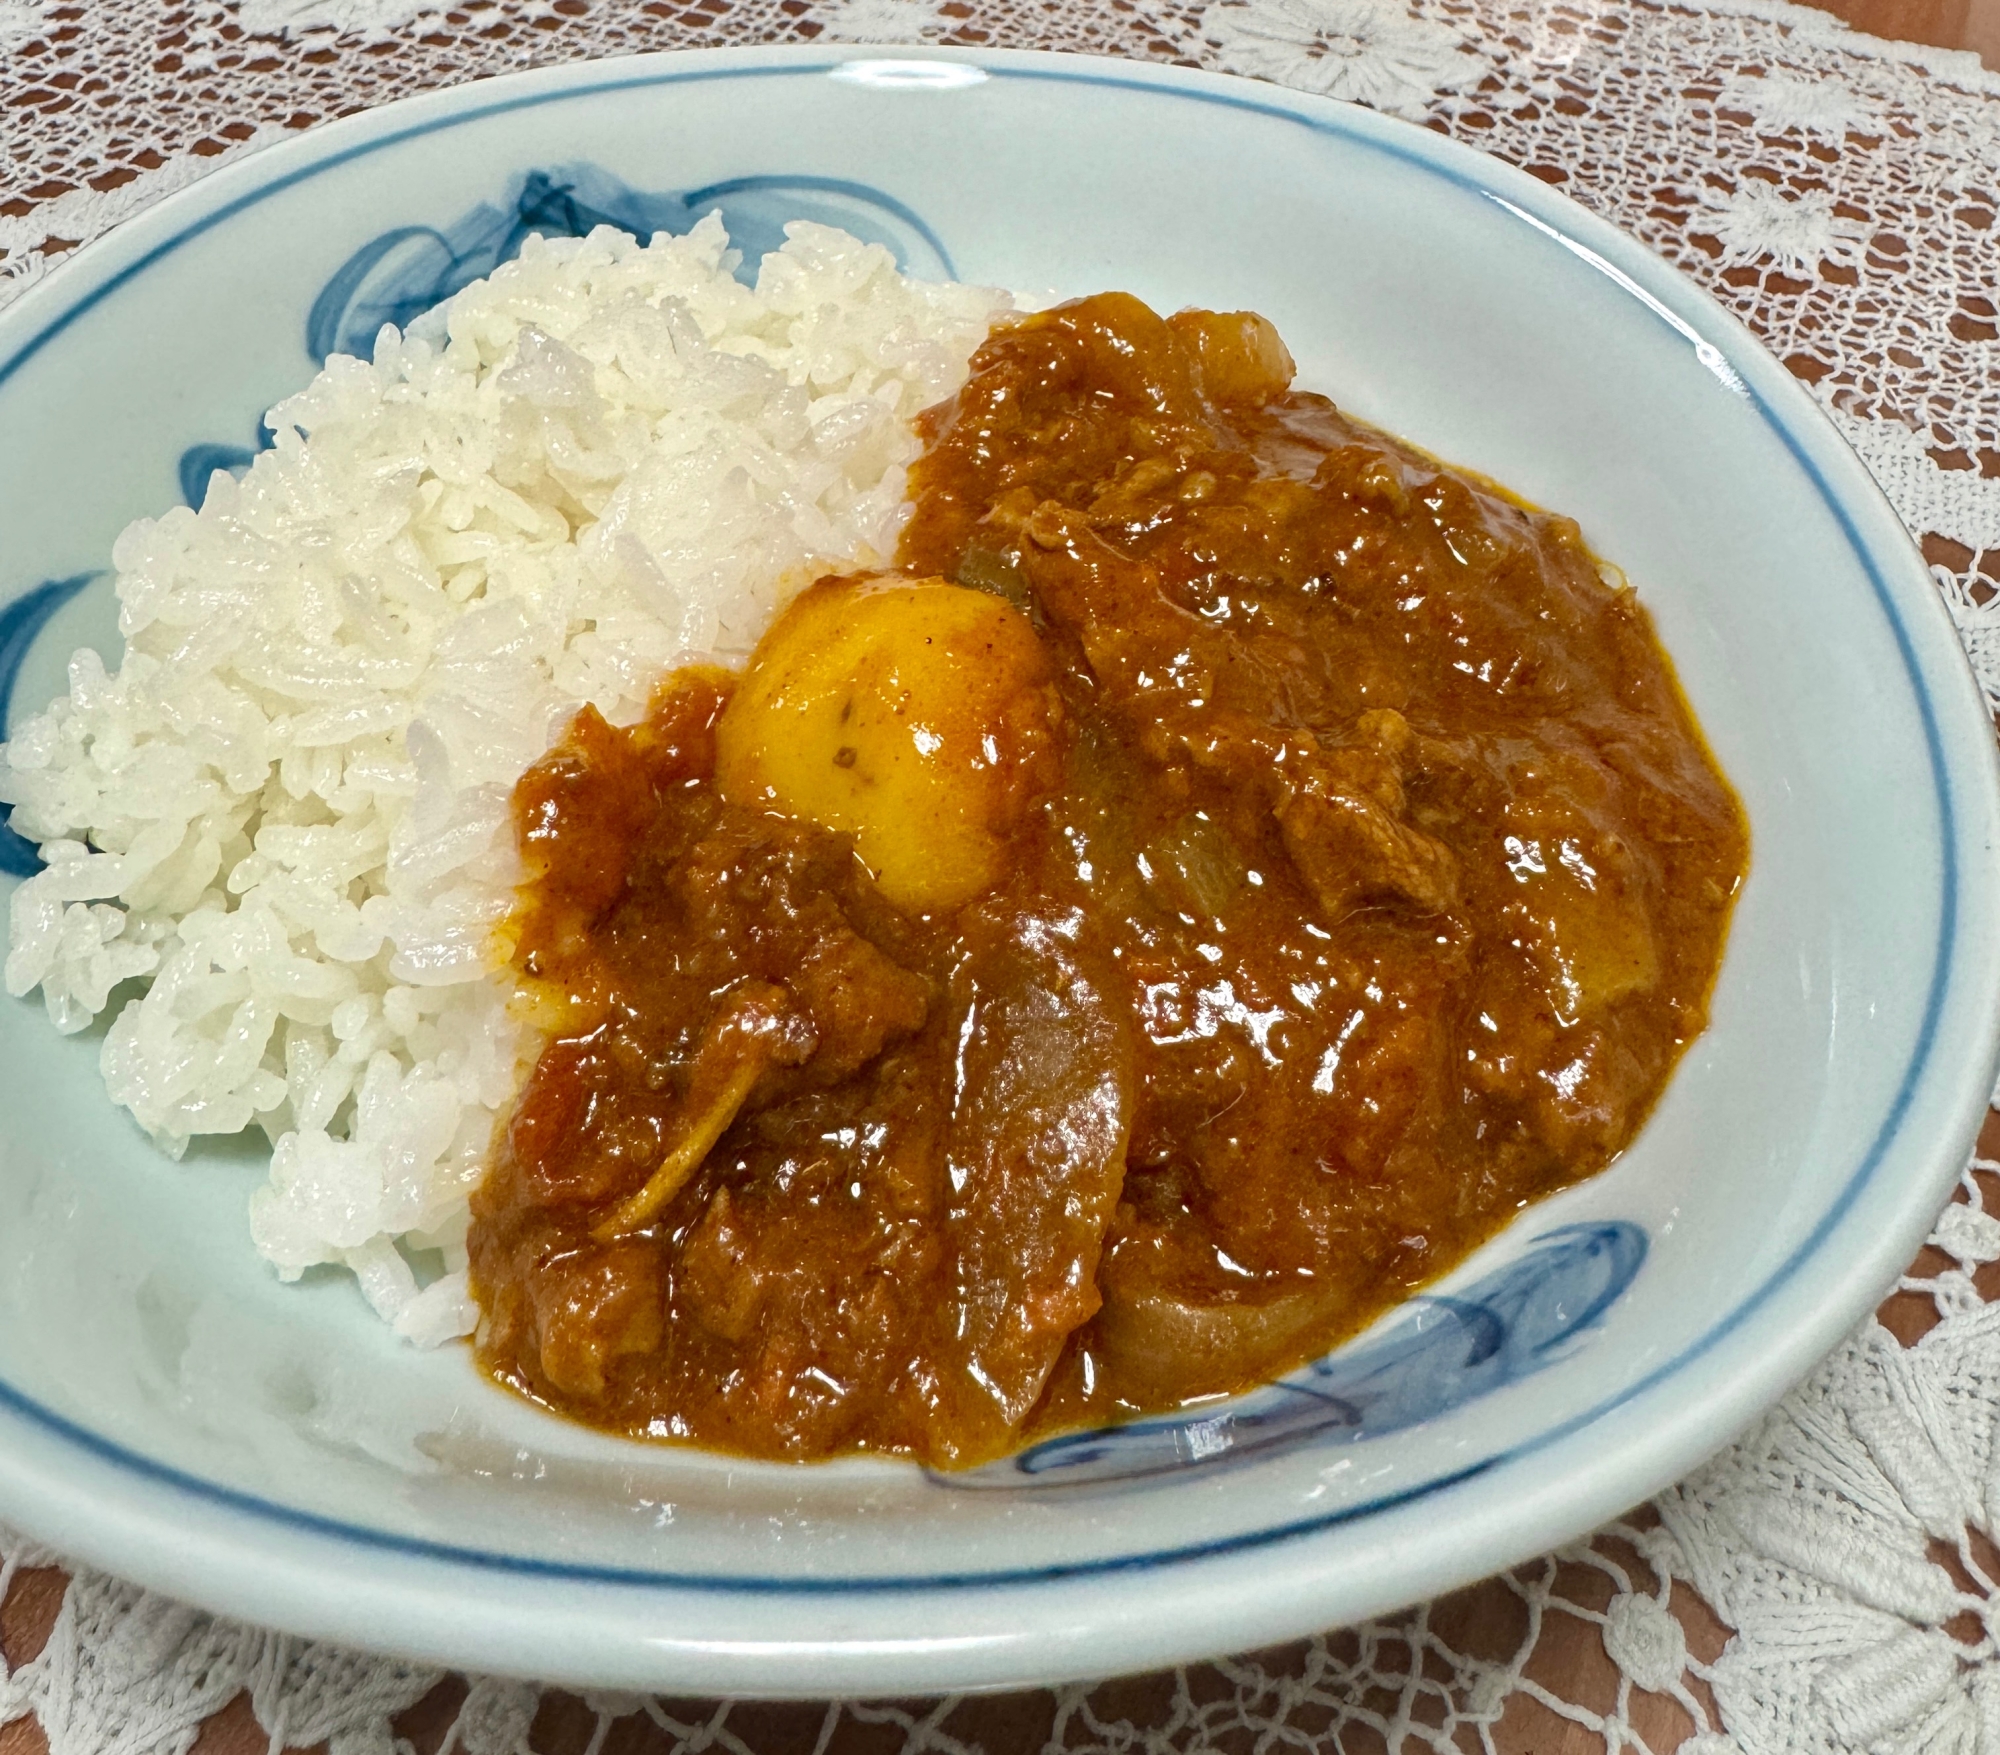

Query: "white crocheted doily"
left=6, top=0, right=2000, bottom=1750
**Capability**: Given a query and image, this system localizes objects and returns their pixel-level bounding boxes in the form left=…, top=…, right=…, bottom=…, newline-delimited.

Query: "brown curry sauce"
left=466, top=294, right=1748, bottom=1468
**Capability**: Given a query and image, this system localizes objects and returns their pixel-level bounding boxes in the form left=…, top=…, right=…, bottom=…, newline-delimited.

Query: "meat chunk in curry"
left=467, top=293, right=1748, bottom=1468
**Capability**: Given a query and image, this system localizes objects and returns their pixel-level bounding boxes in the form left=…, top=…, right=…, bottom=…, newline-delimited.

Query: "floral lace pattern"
left=1198, top=0, right=1488, bottom=117
left=5, top=0, right=2000, bottom=1750
left=1655, top=1162, right=2000, bottom=1755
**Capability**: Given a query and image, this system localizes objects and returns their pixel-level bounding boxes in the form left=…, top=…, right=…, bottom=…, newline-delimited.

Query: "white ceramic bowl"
left=1, top=45, right=1995, bottom=1698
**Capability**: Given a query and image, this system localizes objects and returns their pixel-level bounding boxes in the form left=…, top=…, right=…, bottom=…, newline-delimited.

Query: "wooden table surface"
left=1, top=3, right=1994, bottom=1751
left=1828, top=0, right=2000, bottom=59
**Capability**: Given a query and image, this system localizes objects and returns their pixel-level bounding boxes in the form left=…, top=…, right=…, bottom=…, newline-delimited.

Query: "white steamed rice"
left=0, top=217, right=1010, bottom=1345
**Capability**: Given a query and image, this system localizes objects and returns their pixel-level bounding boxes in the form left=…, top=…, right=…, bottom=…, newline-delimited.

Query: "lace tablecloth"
left=6, top=0, right=2000, bottom=1750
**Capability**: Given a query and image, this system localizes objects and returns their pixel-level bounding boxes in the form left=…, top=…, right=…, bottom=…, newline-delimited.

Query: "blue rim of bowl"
left=0, top=51, right=1963, bottom=1594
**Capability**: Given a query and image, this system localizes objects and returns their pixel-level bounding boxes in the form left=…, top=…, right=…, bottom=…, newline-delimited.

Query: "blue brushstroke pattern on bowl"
left=950, top=1221, right=1647, bottom=1489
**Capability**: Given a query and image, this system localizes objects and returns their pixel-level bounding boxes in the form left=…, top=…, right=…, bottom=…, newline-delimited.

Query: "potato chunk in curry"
left=714, top=576, right=1058, bottom=913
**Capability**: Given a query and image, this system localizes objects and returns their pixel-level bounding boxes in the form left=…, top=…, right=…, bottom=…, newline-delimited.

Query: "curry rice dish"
left=470, top=292, right=1748, bottom=1469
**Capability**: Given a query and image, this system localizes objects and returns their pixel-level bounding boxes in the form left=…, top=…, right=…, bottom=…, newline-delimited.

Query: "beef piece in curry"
left=467, top=293, right=1748, bottom=1468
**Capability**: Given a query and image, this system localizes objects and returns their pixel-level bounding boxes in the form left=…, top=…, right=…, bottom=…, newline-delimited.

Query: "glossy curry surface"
left=467, top=295, right=1748, bottom=1467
